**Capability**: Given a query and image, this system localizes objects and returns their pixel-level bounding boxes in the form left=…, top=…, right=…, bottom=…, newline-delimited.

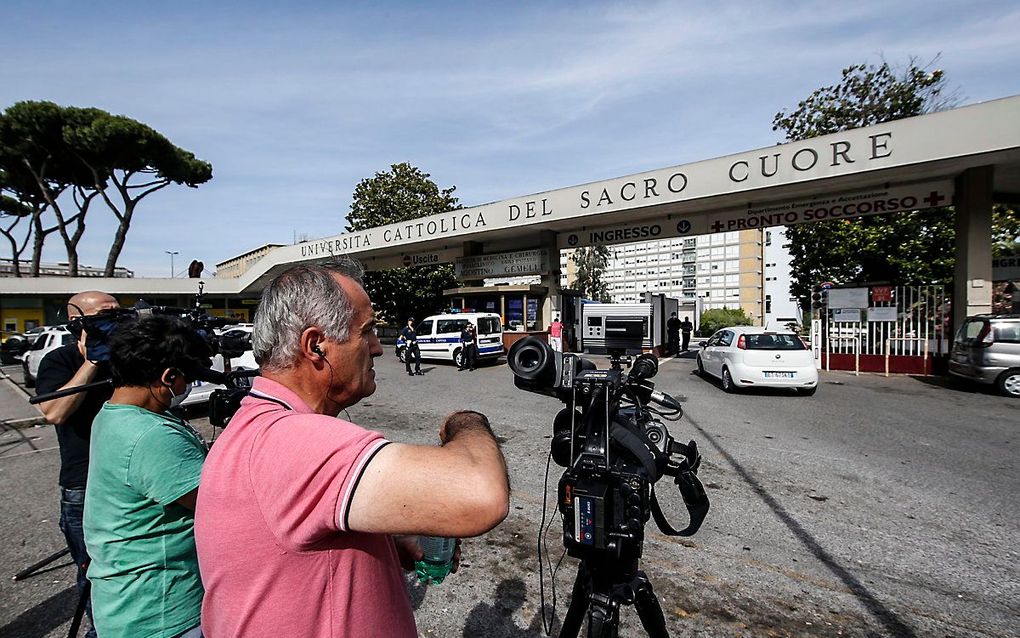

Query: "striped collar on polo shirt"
left=245, top=377, right=315, bottom=413
left=248, top=389, right=296, bottom=411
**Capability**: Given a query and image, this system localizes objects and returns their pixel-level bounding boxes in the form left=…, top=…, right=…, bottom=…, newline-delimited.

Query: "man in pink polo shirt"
left=195, top=260, right=510, bottom=637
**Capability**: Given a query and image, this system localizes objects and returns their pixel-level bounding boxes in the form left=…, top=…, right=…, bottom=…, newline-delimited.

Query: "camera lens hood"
left=507, top=336, right=555, bottom=382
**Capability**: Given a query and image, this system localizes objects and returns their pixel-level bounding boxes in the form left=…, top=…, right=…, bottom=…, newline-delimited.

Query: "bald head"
left=67, top=291, right=119, bottom=318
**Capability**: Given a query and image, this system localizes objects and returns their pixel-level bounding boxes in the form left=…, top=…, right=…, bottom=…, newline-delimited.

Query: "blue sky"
left=2, top=1, right=1019, bottom=277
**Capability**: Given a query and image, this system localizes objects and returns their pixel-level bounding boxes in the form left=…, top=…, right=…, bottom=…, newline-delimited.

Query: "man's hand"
left=393, top=535, right=424, bottom=571
left=395, top=536, right=462, bottom=574
left=77, top=328, right=88, bottom=359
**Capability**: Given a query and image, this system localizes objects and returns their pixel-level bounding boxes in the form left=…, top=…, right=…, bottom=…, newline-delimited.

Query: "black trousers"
left=405, top=343, right=421, bottom=373
left=668, top=332, right=679, bottom=355
left=682, top=331, right=692, bottom=351
left=460, top=344, right=478, bottom=369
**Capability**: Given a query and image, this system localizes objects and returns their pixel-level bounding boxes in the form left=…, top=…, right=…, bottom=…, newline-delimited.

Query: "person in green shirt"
left=83, top=315, right=213, bottom=638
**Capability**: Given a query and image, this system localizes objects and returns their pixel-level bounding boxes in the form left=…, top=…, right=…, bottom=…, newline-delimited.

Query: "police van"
left=397, top=312, right=504, bottom=367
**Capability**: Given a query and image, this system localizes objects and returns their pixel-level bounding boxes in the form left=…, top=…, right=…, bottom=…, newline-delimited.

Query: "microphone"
left=631, top=380, right=683, bottom=412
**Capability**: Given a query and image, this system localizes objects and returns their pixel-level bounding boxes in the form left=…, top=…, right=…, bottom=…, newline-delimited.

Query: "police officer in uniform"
left=400, top=317, right=422, bottom=376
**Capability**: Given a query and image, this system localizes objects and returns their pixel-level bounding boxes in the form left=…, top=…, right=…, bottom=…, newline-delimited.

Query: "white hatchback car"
left=696, top=326, right=818, bottom=395
left=22, top=326, right=75, bottom=387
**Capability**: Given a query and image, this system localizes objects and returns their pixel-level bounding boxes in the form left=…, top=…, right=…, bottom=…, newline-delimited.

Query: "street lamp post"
left=165, top=250, right=179, bottom=278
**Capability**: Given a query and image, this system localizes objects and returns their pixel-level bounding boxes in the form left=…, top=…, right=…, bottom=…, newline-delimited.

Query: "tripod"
left=13, top=547, right=90, bottom=637
left=559, top=555, right=669, bottom=638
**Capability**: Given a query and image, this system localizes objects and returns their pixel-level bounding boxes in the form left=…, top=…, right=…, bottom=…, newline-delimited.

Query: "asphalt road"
left=0, top=352, right=1017, bottom=638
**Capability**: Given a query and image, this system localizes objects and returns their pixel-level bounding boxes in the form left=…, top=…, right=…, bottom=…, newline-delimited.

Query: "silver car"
left=948, top=314, right=1020, bottom=397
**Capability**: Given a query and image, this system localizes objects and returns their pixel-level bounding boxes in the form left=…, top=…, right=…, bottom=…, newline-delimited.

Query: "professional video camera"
left=32, top=282, right=257, bottom=414
left=507, top=319, right=709, bottom=638
left=67, top=299, right=247, bottom=364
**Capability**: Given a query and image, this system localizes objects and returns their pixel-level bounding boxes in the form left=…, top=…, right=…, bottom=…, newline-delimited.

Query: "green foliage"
left=0, top=176, right=33, bottom=276
left=993, top=204, right=1020, bottom=257
left=347, top=162, right=458, bottom=232
left=571, top=245, right=611, bottom=302
left=784, top=210, right=957, bottom=304
left=346, top=163, right=460, bottom=322
left=698, top=307, right=752, bottom=337
left=772, top=60, right=951, bottom=139
left=772, top=58, right=960, bottom=306
left=0, top=100, right=212, bottom=276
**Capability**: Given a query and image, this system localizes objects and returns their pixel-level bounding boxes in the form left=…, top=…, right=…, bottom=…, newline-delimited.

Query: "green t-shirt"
left=84, top=403, right=207, bottom=638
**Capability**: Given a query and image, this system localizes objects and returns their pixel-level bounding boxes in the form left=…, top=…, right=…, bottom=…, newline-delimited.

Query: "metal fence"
left=824, top=284, right=951, bottom=360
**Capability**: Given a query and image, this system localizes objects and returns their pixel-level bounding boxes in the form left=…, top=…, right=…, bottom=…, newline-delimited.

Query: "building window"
left=765, top=294, right=772, bottom=313
left=765, top=231, right=772, bottom=246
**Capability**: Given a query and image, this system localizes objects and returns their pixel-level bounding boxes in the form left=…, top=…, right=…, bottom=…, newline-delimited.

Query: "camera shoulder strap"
left=608, top=422, right=659, bottom=480
left=650, top=471, right=710, bottom=537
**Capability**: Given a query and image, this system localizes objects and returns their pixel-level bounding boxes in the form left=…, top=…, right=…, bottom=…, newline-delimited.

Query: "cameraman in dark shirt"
left=399, top=317, right=422, bottom=376
left=36, top=290, right=120, bottom=638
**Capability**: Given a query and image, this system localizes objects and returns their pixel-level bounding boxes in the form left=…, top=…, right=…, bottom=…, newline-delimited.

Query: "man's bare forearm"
left=40, top=361, right=101, bottom=425
left=441, top=411, right=510, bottom=494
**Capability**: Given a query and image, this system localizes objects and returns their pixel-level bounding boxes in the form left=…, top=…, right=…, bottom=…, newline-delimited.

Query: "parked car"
left=948, top=314, right=1020, bottom=398
left=696, top=326, right=818, bottom=395
left=22, top=326, right=75, bottom=387
left=1, top=333, right=33, bottom=365
left=397, top=312, right=504, bottom=367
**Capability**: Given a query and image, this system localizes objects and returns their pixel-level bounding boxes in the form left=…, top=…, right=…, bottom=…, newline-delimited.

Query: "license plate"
left=764, top=371, right=795, bottom=379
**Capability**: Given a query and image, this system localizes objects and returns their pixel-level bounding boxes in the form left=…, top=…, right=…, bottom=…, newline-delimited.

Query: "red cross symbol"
left=711, top=220, right=725, bottom=233
left=923, top=191, right=945, bottom=208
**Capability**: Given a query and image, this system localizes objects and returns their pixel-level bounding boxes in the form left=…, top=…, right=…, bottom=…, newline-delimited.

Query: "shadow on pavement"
left=0, top=585, right=76, bottom=638
left=684, top=414, right=917, bottom=638
left=462, top=578, right=553, bottom=638
left=908, top=374, right=993, bottom=395
left=689, top=371, right=804, bottom=397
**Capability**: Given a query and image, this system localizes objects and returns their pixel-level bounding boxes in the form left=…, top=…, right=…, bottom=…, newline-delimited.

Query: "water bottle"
left=415, top=535, right=455, bottom=584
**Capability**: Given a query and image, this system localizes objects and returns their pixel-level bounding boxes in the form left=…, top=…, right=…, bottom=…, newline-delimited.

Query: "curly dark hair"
left=109, top=315, right=213, bottom=388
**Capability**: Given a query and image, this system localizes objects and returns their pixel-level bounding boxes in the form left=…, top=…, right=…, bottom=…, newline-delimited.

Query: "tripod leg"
left=587, top=592, right=619, bottom=638
left=632, top=574, right=670, bottom=638
left=559, top=564, right=589, bottom=638
left=13, top=547, right=71, bottom=581
left=67, top=580, right=89, bottom=638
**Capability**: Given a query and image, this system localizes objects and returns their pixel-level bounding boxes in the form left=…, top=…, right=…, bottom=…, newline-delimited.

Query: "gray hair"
left=252, top=258, right=366, bottom=372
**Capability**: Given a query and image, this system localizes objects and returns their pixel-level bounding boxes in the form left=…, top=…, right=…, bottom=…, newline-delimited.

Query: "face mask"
left=168, top=382, right=193, bottom=409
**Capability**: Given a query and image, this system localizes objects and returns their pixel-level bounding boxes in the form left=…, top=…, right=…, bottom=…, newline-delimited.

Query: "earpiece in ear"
left=312, top=344, right=325, bottom=357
